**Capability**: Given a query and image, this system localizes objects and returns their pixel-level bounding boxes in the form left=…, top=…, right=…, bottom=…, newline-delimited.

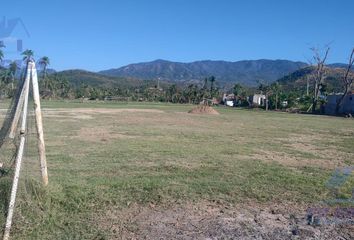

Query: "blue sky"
left=1, top=0, right=354, bottom=71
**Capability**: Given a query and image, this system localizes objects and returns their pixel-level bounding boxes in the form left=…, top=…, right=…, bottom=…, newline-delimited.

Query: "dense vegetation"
left=0, top=66, right=222, bottom=103
left=0, top=62, right=350, bottom=111
left=0, top=48, right=352, bottom=112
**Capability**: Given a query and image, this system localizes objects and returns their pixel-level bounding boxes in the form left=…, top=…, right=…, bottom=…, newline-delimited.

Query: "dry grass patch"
left=251, top=133, right=352, bottom=169
left=3, top=102, right=354, bottom=239
left=188, top=105, right=220, bottom=115
left=74, top=126, right=136, bottom=143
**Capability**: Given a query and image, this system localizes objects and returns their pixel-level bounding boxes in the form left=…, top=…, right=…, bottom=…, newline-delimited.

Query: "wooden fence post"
left=3, top=63, right=31, bottom=240
left=8, top=80, right=26, bottom=139
left=31, top=62, right=48, bottom=186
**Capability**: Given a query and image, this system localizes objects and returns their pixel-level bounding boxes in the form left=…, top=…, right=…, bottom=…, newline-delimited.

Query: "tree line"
left=0, top=49, right=222, bottom=103
left=1, top=47, right=353, bottom=114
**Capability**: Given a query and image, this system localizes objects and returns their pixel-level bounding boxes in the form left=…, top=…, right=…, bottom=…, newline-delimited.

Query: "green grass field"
left=1, top=101, right=354, bottom=239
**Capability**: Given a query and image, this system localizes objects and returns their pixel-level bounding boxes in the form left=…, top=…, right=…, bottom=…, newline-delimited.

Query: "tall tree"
left=9, top=61, right=17, bottom=90
left=232, top=83, right=247, bottom=106
left=39, top=56, right=50, bottom=89
left=167, top=84, right=178, bottom=103
left=203, top=77, right=208, bottom=90
left=233, top=83, right=244, bottom=97
left=0, top=44, right=4, bottom=64
left=22, top=49, right=34, bottom=63
left=201, top=77, right=209, bottom=100
left=258, top=83, right=271, bottom=110
left=309, top=47, right=330, bottom=113
left=185, top=84, right=195, bottom=104
left=0, top=68, right=12, bottom=97
left=209, top=76, right=215, bottom=96
left=39, top=56, right=50, bottom=78
left=0, top=51, right=3, bottom=64
left=270, top=82, right=281, bottom=110
left=336, top=48, right=354, bottom=114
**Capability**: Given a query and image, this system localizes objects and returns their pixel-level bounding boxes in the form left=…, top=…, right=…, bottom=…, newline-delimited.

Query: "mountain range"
left=1, top=59, right=349, bottom=90
left=99, top=59, right=308, bottom=86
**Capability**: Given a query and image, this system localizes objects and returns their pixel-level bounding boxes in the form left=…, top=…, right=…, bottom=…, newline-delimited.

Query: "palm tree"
left=186, top=84, right=196, bottom=104
left=0, top=45, right=4, bottom=64
left=203, top=77, right=208, bottom=89
left=0, top=45, right=8, bottom=84
left=9, top=61, right=17, bottom=90
left=39, top=56, right=50, bottom=78
left=0, top=69, right=12, bottom=97
left=270, top=82, right=281, bottom=110
left=22, top=49, right=34, bottom=63
left=258, top=83, right=271, bottom=110
left=39, top=56, right=50, bottom=89
left=209, top=76, right=215, bottom=93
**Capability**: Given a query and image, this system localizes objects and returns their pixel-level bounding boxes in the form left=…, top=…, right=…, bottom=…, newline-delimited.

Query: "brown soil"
left=98, top=201, right=353, bottom=240
left=188, top=105, right=219, bottom=115
left=43, top=108, right=164, bottom=114
left=43, top=108, right=165, bottom=122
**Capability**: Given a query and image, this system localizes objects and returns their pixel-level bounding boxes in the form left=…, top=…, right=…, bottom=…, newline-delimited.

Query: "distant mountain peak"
left=151, top=59, right=171, bottom=63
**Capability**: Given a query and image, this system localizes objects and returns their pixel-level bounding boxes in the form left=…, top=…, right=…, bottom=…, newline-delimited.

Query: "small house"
left=249, top=94, right=266, bottom=107
left=223, top=93, right=236, bottom=107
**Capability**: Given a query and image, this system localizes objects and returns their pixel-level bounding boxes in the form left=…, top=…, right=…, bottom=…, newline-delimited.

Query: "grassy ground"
left=1, top=100, right=354, bottom=239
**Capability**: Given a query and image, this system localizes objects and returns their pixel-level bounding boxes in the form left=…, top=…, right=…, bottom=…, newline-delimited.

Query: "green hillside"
left=51, top=70, right=143, bottom=88
left=277, top=66, right=353, bottom=93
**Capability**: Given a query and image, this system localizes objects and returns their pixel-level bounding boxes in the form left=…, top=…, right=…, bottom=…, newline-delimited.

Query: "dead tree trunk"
left=311, top=47, right=330, bottom=113
left=335, top=48, right=354, bottom=115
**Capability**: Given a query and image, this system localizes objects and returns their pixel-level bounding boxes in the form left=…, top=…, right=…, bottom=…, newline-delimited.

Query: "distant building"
left=223, top=93, right=236, bottom=107
left=224, top=100, right=233, bottom=107
left=325, top=92, right=354, bottom=115
left=223, top=93, right=235, bottom=101
left=249, top=94, right=266, bottom=107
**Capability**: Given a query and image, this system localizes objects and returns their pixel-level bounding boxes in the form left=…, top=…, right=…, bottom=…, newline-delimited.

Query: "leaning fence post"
left=31, top=62, right=48, bottom=186
left=3, top=61, right=31, bottom=240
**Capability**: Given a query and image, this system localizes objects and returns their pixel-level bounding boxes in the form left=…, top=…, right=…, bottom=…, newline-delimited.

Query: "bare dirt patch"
left=45, top=113, right=94, bottom=120
left=44, top=108, right=165, bottom=123
left=44, top=108, right=164, bottom=115
left=188, top=105, right=219, bottom=115
left=98, top=201, right=353, bottom=240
